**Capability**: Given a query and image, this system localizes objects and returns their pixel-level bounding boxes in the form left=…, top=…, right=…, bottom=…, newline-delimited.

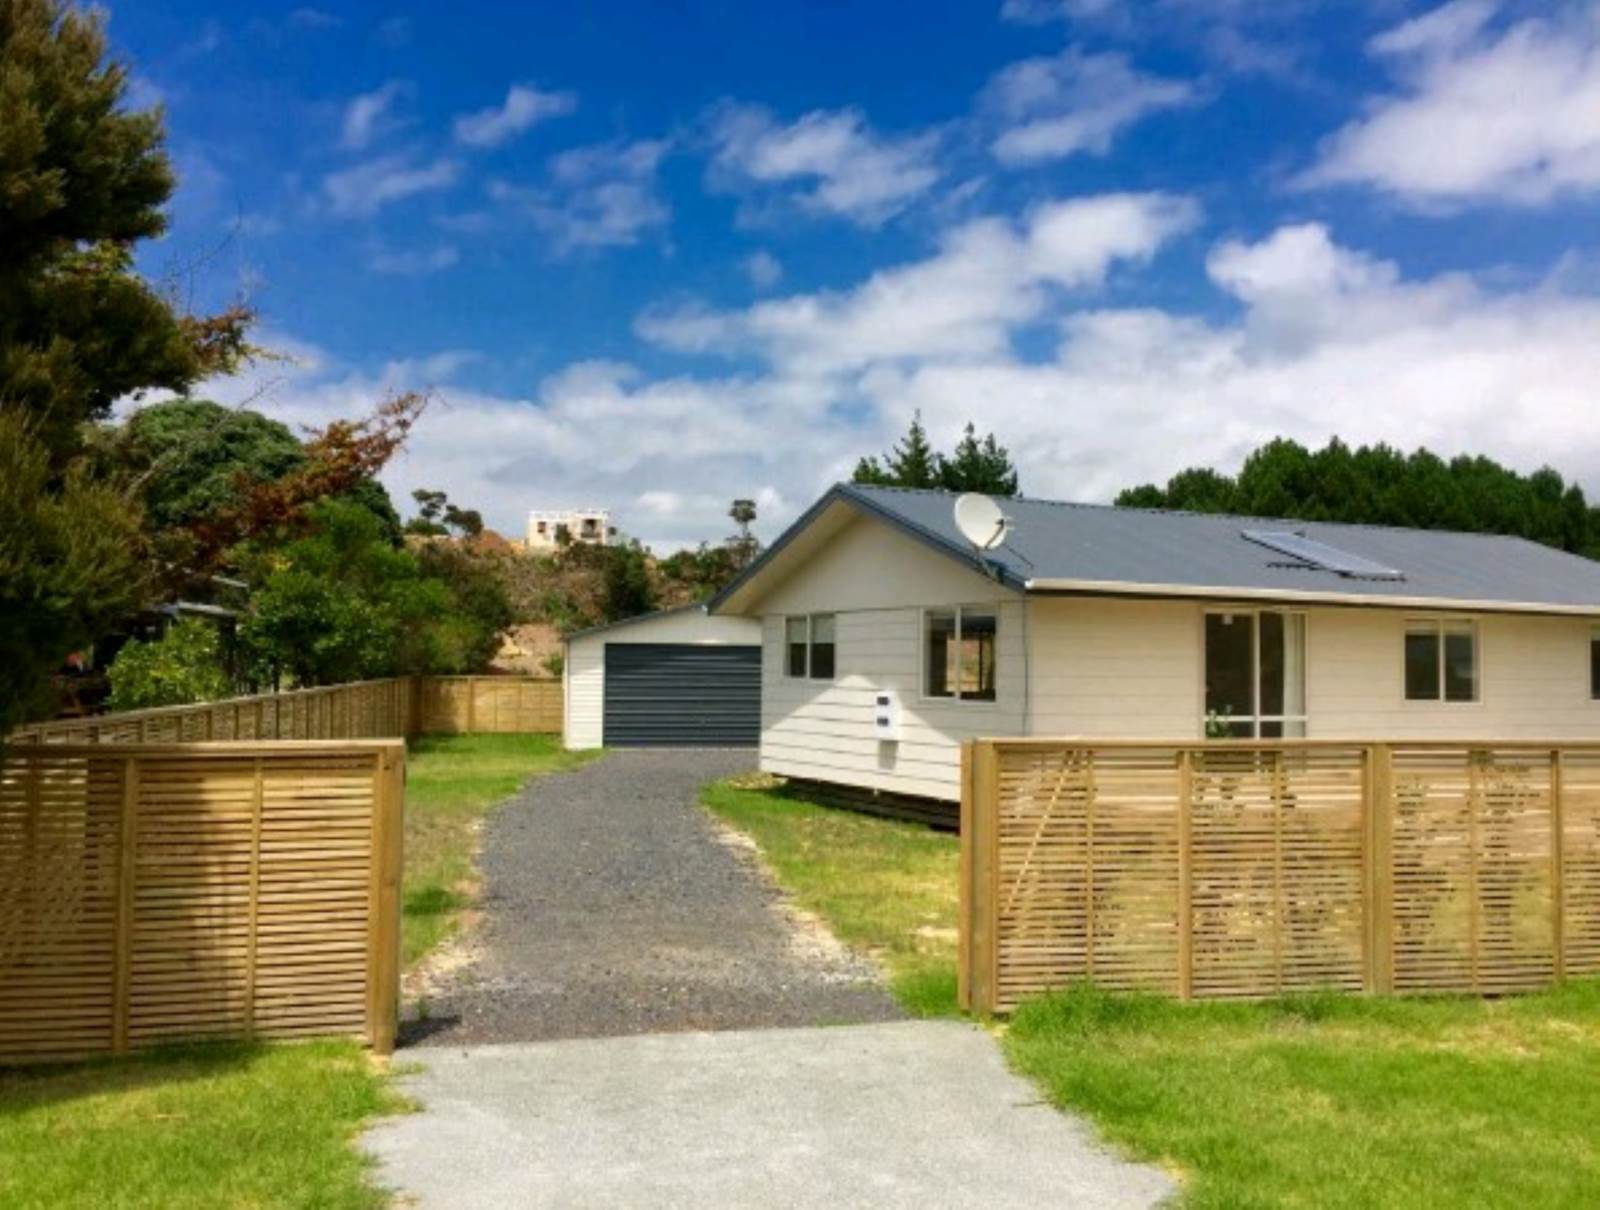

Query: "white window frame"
left=1201, top=607, right=1308, bottom=739
left=923, top=605, right=999, bottom=704
left=783, top=614, right=836, bottom=681
left=1403, top=617, right=1479, bottom=705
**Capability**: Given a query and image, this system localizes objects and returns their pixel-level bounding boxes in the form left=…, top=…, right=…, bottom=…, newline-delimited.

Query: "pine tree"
left=939, top=423, right=1020, bottom=496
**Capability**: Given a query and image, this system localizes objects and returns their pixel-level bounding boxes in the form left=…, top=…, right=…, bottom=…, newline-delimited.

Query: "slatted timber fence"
left=959, top=739, right=1600, bottom=1015
left=10, top=674, right=562, bottom=746
left=0, top=741, right=403, bottom=1064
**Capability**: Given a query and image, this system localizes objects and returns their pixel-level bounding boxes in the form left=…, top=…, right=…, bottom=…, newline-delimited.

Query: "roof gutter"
left=1023, top=576, right=1600, bottom=617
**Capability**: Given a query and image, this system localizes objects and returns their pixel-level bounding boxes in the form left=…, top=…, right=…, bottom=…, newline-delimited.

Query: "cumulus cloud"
left=707, top=102, right=942, bottom=226
left=490, top=138, right=671, bottom=251
left=984, top=48, right=1195, bottom=164
left=341, top=80, right=410, bottom=150
left=190, top=204, right=1600, bottom=552
left=638, top=192, right=1200, bottom=373
left=1302, top=1, right=1600, bottom=205
left=453, top=83, right=577, bottom=148
left=323, top=154, right=459, bottom=216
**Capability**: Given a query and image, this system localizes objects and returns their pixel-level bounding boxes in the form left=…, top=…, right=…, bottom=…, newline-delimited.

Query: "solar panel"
left=1242, top=530, right=1404, bottom=580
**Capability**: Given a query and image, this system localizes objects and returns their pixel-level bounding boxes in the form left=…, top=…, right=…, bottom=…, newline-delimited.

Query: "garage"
left=563, top=605, right=763, bottom=749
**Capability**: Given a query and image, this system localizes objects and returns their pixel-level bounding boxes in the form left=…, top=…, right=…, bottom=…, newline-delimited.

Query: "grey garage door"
left=603, top=643, right=761, bottom=747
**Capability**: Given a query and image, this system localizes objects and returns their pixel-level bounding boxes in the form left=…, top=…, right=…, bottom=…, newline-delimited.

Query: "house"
left=710, top=483, right=1600, bottom=818
left=527, top=508, right=614, bottom=551
left=563, top=605, right=762, bottom=748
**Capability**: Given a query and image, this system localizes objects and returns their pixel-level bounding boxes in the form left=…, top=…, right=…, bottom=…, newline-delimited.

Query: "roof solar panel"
left=1242, top=530, right=1405, bottom=580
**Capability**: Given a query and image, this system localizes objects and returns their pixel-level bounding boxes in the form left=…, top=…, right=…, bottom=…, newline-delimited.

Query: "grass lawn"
left=701, top=778, right=960, bottom=1015
left=403, top=733, right=597, bottom=966
left=1006, top=980, right=1600, bottom=1209
left=0, top=1041, right=404, bottom=1210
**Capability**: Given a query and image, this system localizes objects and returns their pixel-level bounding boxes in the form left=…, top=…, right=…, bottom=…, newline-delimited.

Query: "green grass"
left=1005, top=980, right=1600, bottom=1209
left=701, top=779, right=960, bottom=1016
left=0, top=1040, right=405, bottom=1210
left=403, top=733, right=597, bottom=966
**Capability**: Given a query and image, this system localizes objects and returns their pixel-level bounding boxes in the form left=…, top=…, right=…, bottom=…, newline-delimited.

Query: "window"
left=926, top=607, right=997, bottom=701
left=785, top=614, right=836, bottom=680
left=1203, top=609, right=1306, bottom=737
left=1404, top=619, right=1477, bottom=702
left=1592, top=626, right=1600, bottom=700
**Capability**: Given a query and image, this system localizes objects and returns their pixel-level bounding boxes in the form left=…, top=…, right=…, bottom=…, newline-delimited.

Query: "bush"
left=108, top=618, right=231, bottom=711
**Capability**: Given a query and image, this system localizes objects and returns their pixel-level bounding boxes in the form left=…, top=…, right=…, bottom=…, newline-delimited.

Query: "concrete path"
left=365, top=1019, right=1175, bottom=1209
left=402, top=748, right=900, bottom=1046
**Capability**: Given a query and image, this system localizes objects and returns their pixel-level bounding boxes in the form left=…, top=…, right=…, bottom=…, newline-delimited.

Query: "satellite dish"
left=954, top=493, right=1009, bottom=551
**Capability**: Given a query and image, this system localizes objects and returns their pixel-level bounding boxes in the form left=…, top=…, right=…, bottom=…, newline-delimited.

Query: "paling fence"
left=10, top=674, right=562, bottom=745
left=0, top=742, right=403, bottom=1063
left=959, top=739, right=1600, bottom=1015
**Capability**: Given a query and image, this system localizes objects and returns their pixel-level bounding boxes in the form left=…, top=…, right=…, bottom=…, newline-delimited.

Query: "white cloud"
left=1303, top=2, right=1600, bottom=205
left=188, top=209, right=1600, bottom=553
left=323, top=154, right=459, bottom=216
left=638, top=192, right=1200, bottom=373
left=707, top=103, right=942, bottom=226
left=453, top=83, right=577, bottom=149
left=341, top=80, right=410, bottom=150
left=368, top=244, right=460, bottom=275
left=985, top=48, right=1195, bottom=164
left=490, top=138, right=671, bottom=251
left=742, top=250, right=783, bottom=288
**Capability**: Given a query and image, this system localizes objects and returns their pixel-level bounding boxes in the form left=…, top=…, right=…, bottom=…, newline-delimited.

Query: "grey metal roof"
left=715, top=483, right=1600, bottom=614
left=561, top=602, right=708, bottom=643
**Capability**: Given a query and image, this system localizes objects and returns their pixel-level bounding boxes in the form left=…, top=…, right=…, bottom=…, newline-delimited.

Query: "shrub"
left=108, top=618, right=232, bottom=711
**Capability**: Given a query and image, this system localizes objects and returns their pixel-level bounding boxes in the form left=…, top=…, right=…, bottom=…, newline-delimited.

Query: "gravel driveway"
left=402, top=748, right=902, bottom=1045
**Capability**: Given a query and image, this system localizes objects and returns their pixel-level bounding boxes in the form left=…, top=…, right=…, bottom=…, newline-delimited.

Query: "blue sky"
left=114, top=1, right=1600, bottom=548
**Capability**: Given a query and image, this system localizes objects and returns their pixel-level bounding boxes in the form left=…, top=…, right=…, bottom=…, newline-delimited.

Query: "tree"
left=940, top=423, right=1020, bottom=495
left=853, top=411, right=940, bottom=489
left=601, top=540, right=656, bottom=621
left=237, top=499, right=509, bottom=688
left=726, top=497, right=760, bottom=569
left=852, top=412, right=1021, bottom=495
left=0, top=410, right=147, bottom=734
left=1, top=0, right=251, bottom=463
left=405, top=487, right=484, bottom=538
left=1, top=0, right=250, bottom=731
left=1116, top=437, right=1600, bottom=557
left=107, top=617, right=231, bottom=711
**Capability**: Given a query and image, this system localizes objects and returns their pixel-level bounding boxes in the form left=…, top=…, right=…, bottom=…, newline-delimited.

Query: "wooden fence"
left=0, top=741, right=403, bottom=1064
left=959, top=739, right=1600, bottom=1015
left=11, top=675, right=562, bottom=746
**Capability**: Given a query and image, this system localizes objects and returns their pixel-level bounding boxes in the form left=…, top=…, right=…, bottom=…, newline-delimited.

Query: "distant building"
left=527, top=508, right=614, bottom=551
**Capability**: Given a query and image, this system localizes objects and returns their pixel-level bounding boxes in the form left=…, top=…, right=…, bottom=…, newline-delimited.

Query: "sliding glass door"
left=1204, top=609, right=1306, bottom=738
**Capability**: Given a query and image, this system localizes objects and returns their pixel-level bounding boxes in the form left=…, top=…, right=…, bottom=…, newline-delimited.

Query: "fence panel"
left=11, top=675, right=561, bottom=746
left=415, top=676, right=563, bottom=734
left=962, top=738, right=1600, bottom=1015
left=0, top=742, right=403, bottom=1064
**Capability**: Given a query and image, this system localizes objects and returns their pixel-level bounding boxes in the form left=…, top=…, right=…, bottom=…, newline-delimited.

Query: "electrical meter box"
left=873, top=689, right=900, bottom=742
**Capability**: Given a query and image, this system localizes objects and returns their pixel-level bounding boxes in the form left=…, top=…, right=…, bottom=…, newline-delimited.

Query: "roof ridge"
left=843, top=482, right=1545, bottom=545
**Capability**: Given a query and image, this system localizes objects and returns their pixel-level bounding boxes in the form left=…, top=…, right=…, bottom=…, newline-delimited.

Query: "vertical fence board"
left=963, top=739, right=1593, bottom=1015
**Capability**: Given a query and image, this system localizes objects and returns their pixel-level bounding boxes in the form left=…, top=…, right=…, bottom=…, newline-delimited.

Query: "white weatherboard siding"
left=752, top=515, right=1024, bottom=799
left=562, top=610, right=762, bottom=749
left=1027, top=597, right=1600, bottom=741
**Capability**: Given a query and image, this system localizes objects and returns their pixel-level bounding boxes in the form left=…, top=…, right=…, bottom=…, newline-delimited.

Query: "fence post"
left=113, top=755, right=139, bottom=1053
left=1177, top=747, right=1194, bottom=1001
left=1551, top=748, right=1566, bottom=983
left=958, top=742, right=973, bottom=1012
left=961, top=740, right=1001, bottom=1016
left=466, top=677, right=478, bottom=734
left=1367, top=743, right=1395, bottom=996
left=366, top=745, right=405, bottom=1055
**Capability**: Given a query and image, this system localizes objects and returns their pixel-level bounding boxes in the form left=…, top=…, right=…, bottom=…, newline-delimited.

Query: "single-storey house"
left=563, top=605, right=762, bottom=749
left=710, top=483, right=1600, bottom=816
